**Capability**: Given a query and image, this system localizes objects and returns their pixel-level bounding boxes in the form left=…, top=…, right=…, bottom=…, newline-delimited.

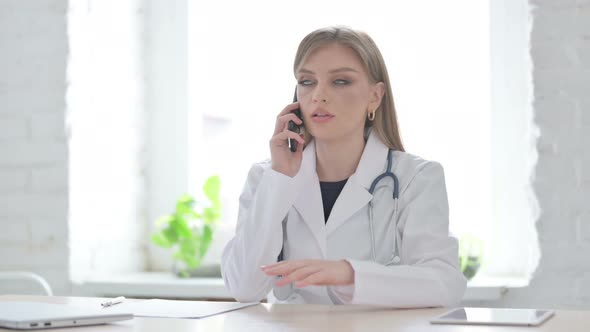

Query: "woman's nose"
left=312, top=88, right=329, bottom=103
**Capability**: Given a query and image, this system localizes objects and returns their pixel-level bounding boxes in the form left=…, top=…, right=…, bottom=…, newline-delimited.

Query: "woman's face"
left=296, top=43, right=383, bottom=143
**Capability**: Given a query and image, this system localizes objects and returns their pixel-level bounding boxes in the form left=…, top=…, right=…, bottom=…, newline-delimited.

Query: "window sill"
left=463, top=274, right=528, bottom=302
left=73, top=272, right=528, bottom=302
left=73, top=272, right=231, bottom=300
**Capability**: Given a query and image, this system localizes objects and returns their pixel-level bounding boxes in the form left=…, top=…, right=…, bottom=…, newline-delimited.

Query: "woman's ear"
left=370, top=82, right=385, bottom=110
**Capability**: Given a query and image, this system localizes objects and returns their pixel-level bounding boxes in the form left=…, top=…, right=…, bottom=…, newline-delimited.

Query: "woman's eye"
left=298, top=80, right=314, bottom=86
left=334, top=79, right=350, bottom=85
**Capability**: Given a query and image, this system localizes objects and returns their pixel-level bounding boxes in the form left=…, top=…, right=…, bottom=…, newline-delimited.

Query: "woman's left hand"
left=261, top=259, right=355, bottom=288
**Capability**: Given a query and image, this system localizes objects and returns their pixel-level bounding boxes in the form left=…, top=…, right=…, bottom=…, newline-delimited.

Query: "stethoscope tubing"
left=368, top=149, right=401, bottom=265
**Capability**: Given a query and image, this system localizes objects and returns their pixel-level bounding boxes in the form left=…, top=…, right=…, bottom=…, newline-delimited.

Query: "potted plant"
left=151, top=175, right=222, bottom=278
left=458, top=234, right=483, bottom=281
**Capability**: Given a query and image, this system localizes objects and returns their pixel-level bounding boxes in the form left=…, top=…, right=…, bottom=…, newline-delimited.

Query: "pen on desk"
left=101, top=296, right=125, bottom=308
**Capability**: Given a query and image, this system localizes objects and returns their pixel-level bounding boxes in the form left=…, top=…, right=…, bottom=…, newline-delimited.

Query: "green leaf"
left=203, top=175, right=221, bottom=204
left=174, top=247, right=198, bottom=269
left=162, top=224, right=179, bottom=243
left=185, top=210, right=200, bottom=220
left=177, top=193, right=195, bottom=206
left=155, top=215, right=174, bottom=228
left=177, top=237, right=199, bottom=269
left=179, top=237, right=198, bottom=260
left=175, top=194, right=195, bottom=215
left=184, top=254, right=199, bottom=269
left=151, top=233, right=172, bottom=248
left=199, top=225, right=213, bottom=259
left=202, top=207, right=221, bottom=225
left=171, top=217, right=193, bottom=239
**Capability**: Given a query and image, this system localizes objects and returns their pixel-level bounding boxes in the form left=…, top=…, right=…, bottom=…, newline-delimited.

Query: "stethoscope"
left=368, top=149, right=401, bottom=266
left=274, top=149, right=401, bottom=302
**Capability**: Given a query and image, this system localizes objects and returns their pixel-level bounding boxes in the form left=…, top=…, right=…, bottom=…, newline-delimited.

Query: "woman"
left=221, top=26, right=466, bottom=307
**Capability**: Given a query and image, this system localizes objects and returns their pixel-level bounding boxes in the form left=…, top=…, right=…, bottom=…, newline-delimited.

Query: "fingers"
left=262, top=260, right=354, bottom=288
left=261, top=260, right=309, bottom=275
left=270, top=129, right=305, bottom=148
left=262, top=260, right=325, bottom=288
left=294, top=270, right=327, bottom=287
left=276, top=102, right=301, bottom=118
left=274, top=111, right=303, bottom=135
left=260, top=260, right=289, bottom=270
left=275, top=265, right=322, bottom=287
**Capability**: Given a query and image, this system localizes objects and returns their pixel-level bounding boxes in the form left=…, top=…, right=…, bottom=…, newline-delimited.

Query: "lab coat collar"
left=293, top=141, right=327, bottom=257
left=292, top=129, right=390, bottom=249
left=326, top=130, right=388, bottom=235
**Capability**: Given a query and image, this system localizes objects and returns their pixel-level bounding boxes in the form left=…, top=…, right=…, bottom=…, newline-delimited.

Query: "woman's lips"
left=310, top=113, right=335, bottom=123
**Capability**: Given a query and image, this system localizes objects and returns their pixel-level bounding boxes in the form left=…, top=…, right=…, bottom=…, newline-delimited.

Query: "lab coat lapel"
left=293, top=141, right=328, bottom=258
left=325, top=177, right=372, bottom=235
left=326, top=131, right=390, bottom=235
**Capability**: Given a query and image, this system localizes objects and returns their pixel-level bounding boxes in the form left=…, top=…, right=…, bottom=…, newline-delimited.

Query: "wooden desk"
left=1, top=295, right=587, bottom=332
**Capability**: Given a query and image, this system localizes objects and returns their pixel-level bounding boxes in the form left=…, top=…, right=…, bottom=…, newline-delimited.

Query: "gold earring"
left=367, top=110, right=376, bottom=121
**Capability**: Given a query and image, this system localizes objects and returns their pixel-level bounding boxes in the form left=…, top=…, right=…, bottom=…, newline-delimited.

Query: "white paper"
left=107, top=299, right=258, bottom=318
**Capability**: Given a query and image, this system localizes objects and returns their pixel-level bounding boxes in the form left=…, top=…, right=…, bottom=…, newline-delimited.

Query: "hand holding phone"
left=269, top=87, right=304, bottom=177
left=288, top=89, right=303, bottom=152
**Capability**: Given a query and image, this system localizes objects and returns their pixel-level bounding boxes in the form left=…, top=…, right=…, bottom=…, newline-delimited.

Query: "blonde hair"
left=293, top=26, right=404, bottom=152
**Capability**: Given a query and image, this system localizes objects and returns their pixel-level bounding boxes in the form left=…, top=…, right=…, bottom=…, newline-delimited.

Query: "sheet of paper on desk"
left=110, top=299, right=258, bottom=319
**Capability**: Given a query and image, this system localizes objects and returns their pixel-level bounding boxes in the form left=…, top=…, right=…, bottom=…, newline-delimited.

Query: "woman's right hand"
left=270, top=102, right=305, bottom=177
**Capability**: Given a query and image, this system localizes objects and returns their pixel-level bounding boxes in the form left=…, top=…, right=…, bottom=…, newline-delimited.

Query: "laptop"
left=0, top=301, right=133, bottom=330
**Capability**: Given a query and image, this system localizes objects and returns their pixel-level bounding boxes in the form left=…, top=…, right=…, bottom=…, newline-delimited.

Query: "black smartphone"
left=287, top=88, right=303, bottom=152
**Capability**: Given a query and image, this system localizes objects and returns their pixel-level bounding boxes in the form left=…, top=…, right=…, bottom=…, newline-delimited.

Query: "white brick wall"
left=531, top=0, right=590, bottom=309
left=477, top=0, right=590, bottom=309
left=1, top=0, right=148, bottom=296
left=0, top=0, right=70, bottom=295
left=0, top=116, right=28, bottom=140
left=0, top=170, right=27, bottom=195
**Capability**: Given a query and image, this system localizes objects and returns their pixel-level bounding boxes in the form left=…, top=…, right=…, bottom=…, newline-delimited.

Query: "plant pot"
left=173, top=262, right=222, bottom=278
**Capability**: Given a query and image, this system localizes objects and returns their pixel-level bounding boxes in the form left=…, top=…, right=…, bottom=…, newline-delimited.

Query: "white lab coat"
left=221, top=130, right=466, bottom=307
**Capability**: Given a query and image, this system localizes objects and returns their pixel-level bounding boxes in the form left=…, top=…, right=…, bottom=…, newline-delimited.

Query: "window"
left=147, top=0, right=538, bottom=280
left=184, top=1, right=490, bottom=256
left=66, top=0, right=536, bottom=285
left=68, top=0, right=148, bottom=279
